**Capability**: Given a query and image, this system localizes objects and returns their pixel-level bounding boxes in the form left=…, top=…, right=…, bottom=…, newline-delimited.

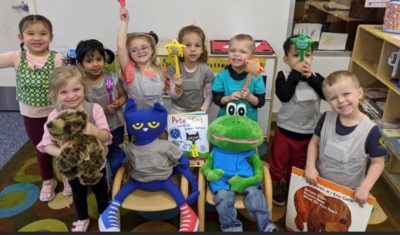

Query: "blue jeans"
left=214, top=184, right=272, bottom=232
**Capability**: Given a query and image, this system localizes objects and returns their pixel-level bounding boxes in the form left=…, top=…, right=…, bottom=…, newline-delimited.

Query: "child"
left=0, top=15, right=65, bottom=202
left=212, top=34, right=266, bottom=122
left=37, top=66, right=111, bottom=232
left=75, top=39, right=127, bottom=181
left=305, top=70, right=386, bottom=207
left=269, top=34, right=325, bottom=206
left=117, top=7, right=163, bottom=109
left=168, top=25, right=214, bottom=114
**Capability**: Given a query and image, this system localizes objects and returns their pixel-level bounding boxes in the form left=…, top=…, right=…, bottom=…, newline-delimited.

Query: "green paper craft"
left=291, top=33, right=314, bottom=62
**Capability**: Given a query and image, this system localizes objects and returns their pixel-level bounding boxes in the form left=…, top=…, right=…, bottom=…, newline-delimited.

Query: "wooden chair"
left=112, top=164, right=189, bottom=231
left=197, top=161, right=273, bottom=231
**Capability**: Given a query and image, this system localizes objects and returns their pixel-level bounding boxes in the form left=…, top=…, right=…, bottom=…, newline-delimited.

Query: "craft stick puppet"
left=290, top=32, right=314, bottom=62
left=118, top=0, right=125, bottom=8
left=165, top=39, right=186, bottom=76
left=242, top=58, right=265, bottom=90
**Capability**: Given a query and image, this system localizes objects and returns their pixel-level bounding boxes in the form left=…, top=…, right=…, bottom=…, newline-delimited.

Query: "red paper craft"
left=210, top=40, right=274, bottom=55
left=118, top=0, right=126, bottom=8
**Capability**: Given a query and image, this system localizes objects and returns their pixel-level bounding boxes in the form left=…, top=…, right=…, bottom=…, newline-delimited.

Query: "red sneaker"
left=179, top=203, right=199, bottom=232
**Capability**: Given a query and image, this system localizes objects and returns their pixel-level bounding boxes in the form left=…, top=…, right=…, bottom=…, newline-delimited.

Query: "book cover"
left=167, top=112, right=209, bottom=167
left=286, top=167, right=375, bottom=232
left=210, top=40, right=274, bottom=55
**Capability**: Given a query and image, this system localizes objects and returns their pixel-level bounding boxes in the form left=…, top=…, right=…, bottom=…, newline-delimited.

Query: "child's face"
left=228, top=39, right=253, bottom=72
left=18, top=22, right=53, bottom=56
left=57, top=76, right=85, bottom=110
left=284, top=44, right=313, bottom=70
left=81, top=50, right=105, bottom=78
left=181, top=32, right=203, bottom=64
left=128, top=38, right=153, bottom=65
left=323, top=77, right=363, bottom=118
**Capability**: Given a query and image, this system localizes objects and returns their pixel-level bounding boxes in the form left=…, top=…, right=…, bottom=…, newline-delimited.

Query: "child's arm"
left=117, top=7, right=130, bottom=73
left=200, top=82, right=213, bottom=112
left=108, top=81, right=127, bottom=113
left=275, top=70, right=301, bottom=102
left=306, top=72, right=325, bottom=100
left=169, top=74, right=183, bottom=98
left=87, top=104, right=112, bottom=143
left=0, top=52, right=17, bottom=68
left=304, top=134, right=320, bottom=185
left=354, top=156, right=385, bottom=206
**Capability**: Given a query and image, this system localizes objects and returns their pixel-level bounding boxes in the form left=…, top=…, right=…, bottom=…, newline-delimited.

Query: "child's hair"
left=18, top=14, right=53, bottom=52
left=323, top=70, right=360, bottom=90
left=75, top=39, right=115, bottom=65
left=50, top=66, right=88, bottom=103
left=177, top=25, right=208, bottom=63
left=229, top=34, right=256, bottom=54
left=126, top=32, right=161, bottom=71
left=283, top=34, right=314, bottom=56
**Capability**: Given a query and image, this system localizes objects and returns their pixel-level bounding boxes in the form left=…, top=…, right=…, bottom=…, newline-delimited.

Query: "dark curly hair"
left=75, top=39, right=115, bottom=65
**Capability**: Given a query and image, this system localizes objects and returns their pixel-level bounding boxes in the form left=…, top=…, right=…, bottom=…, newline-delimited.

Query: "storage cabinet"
left=350, top=24, right=400, bottom=198
left=156, top=42, right=277, bottom=141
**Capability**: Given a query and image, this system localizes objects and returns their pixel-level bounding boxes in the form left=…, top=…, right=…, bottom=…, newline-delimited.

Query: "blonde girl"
left=37, top=66, right=111, bottom=232
left=118, top=7, right=164, bottom=109
left=0, top=15, right=64, bottom=202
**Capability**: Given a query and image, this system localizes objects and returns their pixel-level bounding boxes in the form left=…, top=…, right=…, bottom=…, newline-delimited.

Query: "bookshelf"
left=351, top=24, right=400, bottom=198
left=156, top=42, right=277, bottom=141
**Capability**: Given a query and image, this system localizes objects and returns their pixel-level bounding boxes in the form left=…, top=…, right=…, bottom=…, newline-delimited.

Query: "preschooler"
left=269, top=34, right=325, bottom=206
left=305, top=70, right=386, bottom=206
left=212, top=34, right=266, bottom=122
left=37, top=66, right=111, bottom=231
left=168, top=25, right=214, bottom=113
left=0, top=14, right=65, bottom=202
left=75, top=39, right=127, bottom=180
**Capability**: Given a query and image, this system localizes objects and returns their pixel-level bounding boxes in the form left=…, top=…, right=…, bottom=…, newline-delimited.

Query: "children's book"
left=210, top=40, right=274, bottom=55
left=286, top=167, right=375, bottom=232
left=167, top=112, right=209, bottom=167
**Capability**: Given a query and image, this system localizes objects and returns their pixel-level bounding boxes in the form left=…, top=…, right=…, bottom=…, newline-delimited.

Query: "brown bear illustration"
left=47, top=111, right=106, bottom=185
left=293, top=186, right=352, bottom=232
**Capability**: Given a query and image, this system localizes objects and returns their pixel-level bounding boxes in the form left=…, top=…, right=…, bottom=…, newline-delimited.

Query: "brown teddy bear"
left=293, top=186, right=351, bottom=232
left=47, top=111, right=106, bottom=185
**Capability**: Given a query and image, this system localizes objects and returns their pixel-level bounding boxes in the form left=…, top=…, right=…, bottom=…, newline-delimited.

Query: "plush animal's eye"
left=132, top=122, right=143, bottom=130
left=148, top=121, right=160, bottom=129
left=226, top=103, right=236, bottom=115
left=237, top=104, right=247, bottom=116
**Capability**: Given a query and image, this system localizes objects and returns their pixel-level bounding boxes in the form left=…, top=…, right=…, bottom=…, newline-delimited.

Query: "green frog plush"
left=201, top=102, right=277, bottom=232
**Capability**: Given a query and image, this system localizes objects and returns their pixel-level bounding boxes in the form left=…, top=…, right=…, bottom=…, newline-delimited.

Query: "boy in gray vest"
left=305, top=70, right=386, bottom=206
left=269, top=35, right=325, bottom=206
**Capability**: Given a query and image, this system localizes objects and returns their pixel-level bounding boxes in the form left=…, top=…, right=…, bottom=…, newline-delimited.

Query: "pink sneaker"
left=62, top=176, right=72, bottom=197
left=71, top=219, right=90, bottom=232
left=179, top=203, right=199, bottom=232
left=39, top=179, right=57, bottom=202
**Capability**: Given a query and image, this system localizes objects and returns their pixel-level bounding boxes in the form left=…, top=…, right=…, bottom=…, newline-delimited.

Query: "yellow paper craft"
left=165, top=39, right=186, bottom=75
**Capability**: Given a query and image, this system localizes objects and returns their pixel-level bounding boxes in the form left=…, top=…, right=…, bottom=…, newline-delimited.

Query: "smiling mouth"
left=212, top=134, right=258, bottom=144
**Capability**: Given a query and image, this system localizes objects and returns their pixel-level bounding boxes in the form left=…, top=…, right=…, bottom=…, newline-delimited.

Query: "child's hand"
left=240, top=88, right=250, bottom=100
left=230, top=91, right=242, bottom=101
left=173, top=74, right=182, bottom=87
left=120, top=7, right=129, bottom=21
left=354, top=186, right=370, bottom=207
left=105, top=104, right=116, bottom=114
left=301, top=63, right=312, bottom=79
left=304, top=165, right=319, bottom=186
left=293, top=60, right=303, bottom=73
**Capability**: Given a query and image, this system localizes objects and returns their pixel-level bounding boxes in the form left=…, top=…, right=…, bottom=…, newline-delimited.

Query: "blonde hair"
left=126, top=33, right=161, bottom=72
left=323, top=70, right=360, bottom=90
left=50, top=66, right=88, bottom=105
left=229, top=34, right=256, bottom=54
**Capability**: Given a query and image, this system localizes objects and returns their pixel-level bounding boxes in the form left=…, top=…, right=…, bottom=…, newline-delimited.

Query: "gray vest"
left=87, top=74, right=125, bottom=131
left=277, top=71, right=321, bottom=134
left=317, top=111, right=375, bottom=189
left=125, top=70, right=163, bottom=109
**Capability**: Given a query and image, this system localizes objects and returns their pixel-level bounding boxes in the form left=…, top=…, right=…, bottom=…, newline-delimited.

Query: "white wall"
left=0, top=0, right=28, bottom=86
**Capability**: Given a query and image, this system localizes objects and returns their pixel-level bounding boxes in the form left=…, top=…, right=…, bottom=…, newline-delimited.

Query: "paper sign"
left=365, top=0, right=389, bottom=8
left=293, top=23, right=322, bottom=42
left=318, top=32, right=348, bottom=50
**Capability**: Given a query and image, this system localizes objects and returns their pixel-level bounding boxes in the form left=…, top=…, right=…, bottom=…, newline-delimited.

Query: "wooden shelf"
left=351, top=24, right=400, bottom=197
